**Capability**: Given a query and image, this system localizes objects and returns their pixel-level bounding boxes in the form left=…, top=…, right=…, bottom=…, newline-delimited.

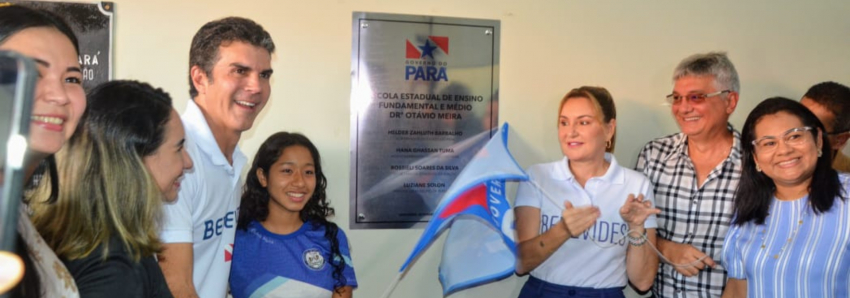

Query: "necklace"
left=758, top=199, right=810, bottom=260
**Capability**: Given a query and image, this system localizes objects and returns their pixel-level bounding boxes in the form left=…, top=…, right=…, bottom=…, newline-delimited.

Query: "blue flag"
left=398, top=123, right=528, bottom=295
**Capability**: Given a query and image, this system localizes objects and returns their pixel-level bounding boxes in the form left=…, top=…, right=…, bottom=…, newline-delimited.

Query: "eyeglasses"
left=752, top=126, right=815, bottom=153
left=665, top=90, right=731, bottom=105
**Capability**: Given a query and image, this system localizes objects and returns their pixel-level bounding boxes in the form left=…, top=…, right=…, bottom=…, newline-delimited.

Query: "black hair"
left=188, top=16, right=275, bottom=99
left=84, top=80, right=173, bottom=158
left=237, top=132, right=347, bottom=292
left=0, top=5, right=79, bottom=297
left=803, top=81, right=850, bottom=133
left=0, top=4, right=80, bottom=54
left=734, top=97, right=846, bottom=225
left=1, top=3, right=81, bottom=206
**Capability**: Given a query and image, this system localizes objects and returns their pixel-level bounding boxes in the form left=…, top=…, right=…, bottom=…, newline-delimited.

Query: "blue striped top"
left=722, top=174, right=850, bottom=298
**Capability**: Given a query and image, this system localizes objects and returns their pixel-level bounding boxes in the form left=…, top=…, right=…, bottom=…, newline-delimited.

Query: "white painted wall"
left=110, top=1, right=850, bottom=297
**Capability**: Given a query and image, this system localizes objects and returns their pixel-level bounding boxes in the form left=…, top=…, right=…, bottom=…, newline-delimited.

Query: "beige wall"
left=111, top=0, right=850, bottom=297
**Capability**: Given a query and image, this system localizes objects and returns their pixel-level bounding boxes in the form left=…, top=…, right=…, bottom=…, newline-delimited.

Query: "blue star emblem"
left=418, top=40, right=437, bottom=59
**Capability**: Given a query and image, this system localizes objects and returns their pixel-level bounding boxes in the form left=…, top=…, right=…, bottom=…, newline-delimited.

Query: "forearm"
left=161, top=266, right=199, bottom=298
left=168, top=284, right=200, bottom=298
left=158, top=243, right=200, bottom=298
left=655, top=236, right=674, bottom=259
left=332, top=286, right=353, bottom=298
left=626, top=227, right=658, bottom=291
left=516, top=222, right=571, bottom=275
left=722, top=278, right=747, bottom=298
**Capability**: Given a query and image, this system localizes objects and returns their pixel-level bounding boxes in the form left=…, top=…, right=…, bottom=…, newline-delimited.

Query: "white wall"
left=111, top=1, right=850, bottom=297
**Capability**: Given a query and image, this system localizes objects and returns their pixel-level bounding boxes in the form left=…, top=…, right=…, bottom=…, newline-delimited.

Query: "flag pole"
left=379, top=272, right=403, bottom=298
left=528, top=180, right=566, bottom=210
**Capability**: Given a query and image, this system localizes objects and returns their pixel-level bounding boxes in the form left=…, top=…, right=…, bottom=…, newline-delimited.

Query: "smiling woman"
left=29, top=80, right=192, bottom=298
left=513, top=86, right=660, bottom=298
left=722, top=97, right=850, bottom=298
left=0, top=4, right=85, bottom=298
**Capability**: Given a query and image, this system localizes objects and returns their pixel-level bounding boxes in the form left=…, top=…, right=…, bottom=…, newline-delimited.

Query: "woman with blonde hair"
left=30, top=80, right=192, bottom=297
left=514, top=86, right=660, bottom=297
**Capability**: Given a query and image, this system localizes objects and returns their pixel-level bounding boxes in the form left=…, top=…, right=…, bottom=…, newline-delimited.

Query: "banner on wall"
left=4, top=0, right=114, bottom=91
left=349, top=12, right=501, bottom=229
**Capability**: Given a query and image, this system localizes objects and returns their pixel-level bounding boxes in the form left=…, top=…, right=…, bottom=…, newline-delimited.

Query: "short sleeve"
left=722, top=223, right=746, bottom=279
left=514, top=168, right=542, bottom=208
left=159, top=136, right=199, bottom=244
left=634, top=142, right=652, bottom=174
left=640, top=177, right=658, bottom=229
left=336, top=228, right=358, bottom=288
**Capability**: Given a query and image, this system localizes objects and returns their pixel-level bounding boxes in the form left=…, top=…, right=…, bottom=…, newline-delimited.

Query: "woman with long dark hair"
left=230, top=132, right=357, bottom=298
left=722, top=97, right=850, bottom=297
left=0, top=5, right=86, bottom=297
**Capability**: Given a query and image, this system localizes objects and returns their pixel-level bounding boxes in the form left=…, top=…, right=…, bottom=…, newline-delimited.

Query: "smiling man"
left=635, top=52, right=742, bottom=298
left=158, top=17, right=275, bottom=298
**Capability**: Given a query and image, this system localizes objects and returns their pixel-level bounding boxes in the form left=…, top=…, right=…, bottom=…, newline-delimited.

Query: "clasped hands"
left=559, top=194, right=660, bottom=237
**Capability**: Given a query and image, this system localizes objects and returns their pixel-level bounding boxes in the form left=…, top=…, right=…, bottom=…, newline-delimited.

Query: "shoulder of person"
left=838, top=172, right=850, bottom=200
left=642, top=132, right=683, bottom=152
left=620, top=166, right=651, bottom=182
left=525, top=160, right=562, bottom=175
left=65, top=238, right=143, bottom=298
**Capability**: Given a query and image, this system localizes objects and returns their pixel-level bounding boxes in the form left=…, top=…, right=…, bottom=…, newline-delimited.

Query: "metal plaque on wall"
left=4, top=1, right=114, bottom=91
left=350, top=12, right=500, bottom=229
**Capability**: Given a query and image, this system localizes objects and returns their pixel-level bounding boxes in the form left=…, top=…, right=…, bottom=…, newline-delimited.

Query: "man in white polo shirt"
left=157, top=17, right=275, bottom=298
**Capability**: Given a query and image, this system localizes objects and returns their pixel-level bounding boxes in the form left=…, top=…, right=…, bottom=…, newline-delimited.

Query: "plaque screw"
left=361, top=22, right=369, bottom=29
left=358, top=213, right=366, bottom=221
left=485, top=29, right=493, bottom=35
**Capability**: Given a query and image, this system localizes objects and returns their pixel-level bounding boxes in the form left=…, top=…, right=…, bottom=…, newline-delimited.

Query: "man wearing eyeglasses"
left=800, top=81, right=850, bottom=173
left=635, top=52, right=742, bottom=298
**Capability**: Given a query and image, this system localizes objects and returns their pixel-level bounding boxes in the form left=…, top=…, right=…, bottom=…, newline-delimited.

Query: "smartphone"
left=0, top=50, right=37, bottom=252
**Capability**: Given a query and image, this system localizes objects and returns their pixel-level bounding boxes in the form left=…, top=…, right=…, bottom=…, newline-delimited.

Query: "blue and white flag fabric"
left=398, top=123, right=528, bottom=295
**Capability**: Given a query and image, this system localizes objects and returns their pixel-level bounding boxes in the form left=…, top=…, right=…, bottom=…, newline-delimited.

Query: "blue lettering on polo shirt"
left=203, top=210, right=237, bottom=240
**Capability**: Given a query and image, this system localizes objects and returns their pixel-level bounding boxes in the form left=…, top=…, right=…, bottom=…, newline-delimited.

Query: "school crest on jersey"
left=303, top=248, right=325, bottom=270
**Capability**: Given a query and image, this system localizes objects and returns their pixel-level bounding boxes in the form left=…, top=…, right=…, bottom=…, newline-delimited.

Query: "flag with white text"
left=398, top=123, right=528, bottom=295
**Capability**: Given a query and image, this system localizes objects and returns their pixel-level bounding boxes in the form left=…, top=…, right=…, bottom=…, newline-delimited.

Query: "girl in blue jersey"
left=230, top=132, right=356, bottom=298
left=722, top=97, right=850, bottom=298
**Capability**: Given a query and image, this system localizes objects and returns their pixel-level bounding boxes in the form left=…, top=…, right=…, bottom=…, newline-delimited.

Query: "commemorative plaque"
left=350, top=12, right=500, bottom=229
left=4, top=1, right=114, bottom=91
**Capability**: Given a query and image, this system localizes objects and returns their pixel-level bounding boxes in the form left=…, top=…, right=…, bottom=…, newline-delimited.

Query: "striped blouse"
left=722, top=174, right=850, bottom=298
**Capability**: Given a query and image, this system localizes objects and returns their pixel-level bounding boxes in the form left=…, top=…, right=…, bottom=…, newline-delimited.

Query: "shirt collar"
left=666, top=123, right=742, bottom=165
left=553, top=153, right=625, bottom=184
left=182, top=100, right=246, bottom=168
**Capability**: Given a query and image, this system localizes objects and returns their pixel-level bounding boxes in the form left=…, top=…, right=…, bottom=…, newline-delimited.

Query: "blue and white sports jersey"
left=230, top=220, right=357, bottom=298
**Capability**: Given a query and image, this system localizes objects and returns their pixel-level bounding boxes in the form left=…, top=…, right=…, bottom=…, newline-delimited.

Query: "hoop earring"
left=818, top=149, right=823, bottom=157
left=606, top=140, right=612, bottom=149
left=756, top=164, right=762, bottom=172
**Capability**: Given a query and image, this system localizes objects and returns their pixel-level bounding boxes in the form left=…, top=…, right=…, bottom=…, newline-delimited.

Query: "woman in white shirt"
left=514, top=86, right=659, bottom=298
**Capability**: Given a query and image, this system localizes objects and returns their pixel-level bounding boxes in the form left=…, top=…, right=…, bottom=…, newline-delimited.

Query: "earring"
left=818, top=149, right=823, bottom=157
left=756, top=164, right=762, bottom=172
left=606, top=140, right=612, bottom=149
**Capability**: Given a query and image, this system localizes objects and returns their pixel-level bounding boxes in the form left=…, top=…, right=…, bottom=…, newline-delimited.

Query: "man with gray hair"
left=800, top=81, right=850, bottom=172
left=636, top=52, right=742, bottom=297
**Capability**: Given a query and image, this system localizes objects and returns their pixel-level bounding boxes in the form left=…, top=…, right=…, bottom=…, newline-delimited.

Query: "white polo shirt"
left=515, top=153, right=657, bottom=288
left=160, top=100, right=246, bottom=298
